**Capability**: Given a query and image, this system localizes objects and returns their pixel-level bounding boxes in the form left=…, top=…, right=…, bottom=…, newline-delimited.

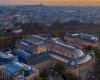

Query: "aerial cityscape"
left=1, top=5, right=100, bottom=27
left=0, top=0, right=100, bottom=80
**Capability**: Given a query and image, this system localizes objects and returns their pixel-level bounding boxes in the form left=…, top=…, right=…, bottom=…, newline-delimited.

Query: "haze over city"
left=0, top=0, right=100, bottom=5
left=0, top=0, right=100, bottom=80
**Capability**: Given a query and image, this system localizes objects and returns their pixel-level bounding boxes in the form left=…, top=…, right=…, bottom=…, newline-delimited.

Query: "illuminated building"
left=0, top=51, right=16, bottom=65
left=0, top=62, right=39, bottom=80
left=15, top=35, right=95, bottom=80
left=64, top=33, right=99, bottom=48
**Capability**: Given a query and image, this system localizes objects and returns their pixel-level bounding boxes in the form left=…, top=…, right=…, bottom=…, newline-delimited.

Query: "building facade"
left=15, top=35, right=95, bottom=80
left=64, top=33, right=99, bottom=48
left=0, top=62, right=39, bottom=80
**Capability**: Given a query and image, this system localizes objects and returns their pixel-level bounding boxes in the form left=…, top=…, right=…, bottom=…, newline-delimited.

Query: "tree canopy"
left=53, top=63, right=65, bottom=73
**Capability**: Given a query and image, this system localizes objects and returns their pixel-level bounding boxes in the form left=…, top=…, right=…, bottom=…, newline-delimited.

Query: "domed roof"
left=69, top=61, right=76, bottom=66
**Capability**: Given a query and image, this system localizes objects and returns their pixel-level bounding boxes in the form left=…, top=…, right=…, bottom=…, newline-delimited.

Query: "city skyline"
left=0, top=0, right=100, bottom=5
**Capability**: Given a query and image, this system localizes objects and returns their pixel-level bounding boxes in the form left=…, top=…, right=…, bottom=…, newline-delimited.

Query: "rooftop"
left=28, top=50, right=92, bottom=66
left=0, top=52, right=14, bottom=59
left=65, top=33, right=98, bottom=42
left=16, top=35, right=94, bottom=66
left=1, top=62, right=33, bottom=76
left=0, top=51, right=15, bottom=64
left=14, top=49, right=33, bottom=60
left=23, top=35, right=45, bottom=45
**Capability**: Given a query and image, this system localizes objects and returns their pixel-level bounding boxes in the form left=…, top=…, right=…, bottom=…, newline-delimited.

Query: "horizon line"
left=0, top=3, right=100, bottom=6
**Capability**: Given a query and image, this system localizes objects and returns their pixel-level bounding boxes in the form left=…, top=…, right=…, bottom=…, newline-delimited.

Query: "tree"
left=34, top=77, right=48, bottom=80
left=41, top=77, right=48, bottom=80
left=92, top=47, right=100, bottom=57
left=34, top=77, right=42, bottom=80
left=84, top=46, right=100, bottom=57
left=66, top=72, right=77, bottom=80
left=53, top=63, right=65, bottom=74
left=39, top=70, right=49, bottom=77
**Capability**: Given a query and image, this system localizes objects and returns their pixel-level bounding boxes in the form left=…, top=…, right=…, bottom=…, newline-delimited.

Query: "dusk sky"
left=0, top=0, right=100, bottom=5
